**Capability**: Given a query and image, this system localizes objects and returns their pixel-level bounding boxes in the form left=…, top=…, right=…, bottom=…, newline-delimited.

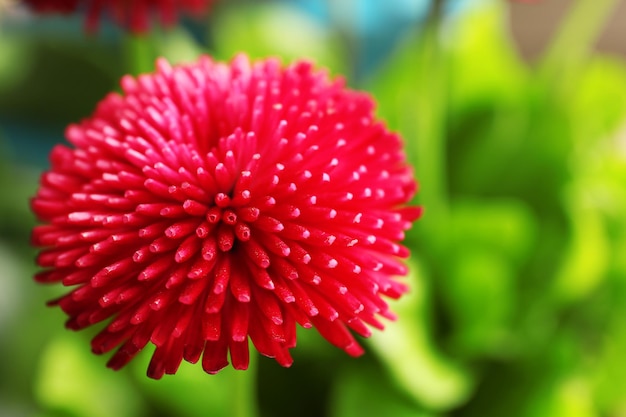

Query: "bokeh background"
left=2, top=0, right=626, bottom=416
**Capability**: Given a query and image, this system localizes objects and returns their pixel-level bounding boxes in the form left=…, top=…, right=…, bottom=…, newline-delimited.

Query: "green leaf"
left=130, top=346, right=257, bottom=417
left=450, top=198, right=537, bottom=265
left=552, top=187, right=609, bottom=304
left=444, top=250, right=515, bottom=358
left=34, top=333, right=146, bottom=417
left=524, top=372, right=599, bottom=417
left=0, top=33, right=33, bottom=91
left=570, top=56, right=626, bottom=144
left=211, top=2, right=346, bottom=74
left=367, top=259, right=472, bottom=411
left=329, top=362, right=437, bottom=417
left=593, top=312, right=626, bottom=415
left=152, top=27, right=207, bottom=67
left=444, top=1, right=529, bottom=110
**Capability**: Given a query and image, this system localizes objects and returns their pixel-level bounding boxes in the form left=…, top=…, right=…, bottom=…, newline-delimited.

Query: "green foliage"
left=34, top=334, right=146, bottom=417
left=130, top=348, right=257, bottom=417
left=330, top=362, right=436, bottom=417
left=210, top=2, right=347, bottom=75
left=367, top=1, right=626, bottom=416
left=368, top=260, right=472, bottom=411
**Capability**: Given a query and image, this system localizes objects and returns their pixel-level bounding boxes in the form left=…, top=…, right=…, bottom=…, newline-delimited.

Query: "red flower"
left=31, top=54, right=421, bottom=379
left=23, top=0, right=211, bottom=33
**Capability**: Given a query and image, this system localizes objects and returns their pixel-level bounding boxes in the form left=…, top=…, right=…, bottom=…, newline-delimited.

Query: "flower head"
left=31, top=54, right=421, bottom=378
left=23, top=0, right=211, bottom=33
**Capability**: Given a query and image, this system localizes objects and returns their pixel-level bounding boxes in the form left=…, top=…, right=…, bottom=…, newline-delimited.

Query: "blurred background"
left=1, top=0, right=626, bottom=416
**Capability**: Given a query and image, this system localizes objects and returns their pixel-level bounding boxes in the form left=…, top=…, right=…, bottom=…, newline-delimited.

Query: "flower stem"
left=231, top=350, right=259, bottom=417
left=123, top=33, right=156, bottom=75
left=539, top=0, right=620, bottom=83
left=413, top=2, right=448, bottom=246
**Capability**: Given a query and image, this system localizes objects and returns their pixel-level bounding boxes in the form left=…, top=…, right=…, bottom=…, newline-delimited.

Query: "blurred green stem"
left=123, top=34, right=156, bottom=75
left=414, top=3, right=448, bottom=244
left=231, top=351, right=259, bottom=417
left=539, top=0, right=620, bottom=83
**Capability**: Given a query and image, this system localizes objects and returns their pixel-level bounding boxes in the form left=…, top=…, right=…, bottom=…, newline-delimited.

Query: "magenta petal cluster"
left=31, top=54, right=421, bottom=379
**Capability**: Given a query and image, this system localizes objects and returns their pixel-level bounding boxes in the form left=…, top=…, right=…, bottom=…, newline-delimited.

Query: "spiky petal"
left=31, top=54, right=421, bottom=379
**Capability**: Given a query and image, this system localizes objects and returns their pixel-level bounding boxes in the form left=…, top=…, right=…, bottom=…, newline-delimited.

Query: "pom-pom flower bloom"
left=23, top=0, right=211, bottom=33
left=31, top=54, right=421, bottom=379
